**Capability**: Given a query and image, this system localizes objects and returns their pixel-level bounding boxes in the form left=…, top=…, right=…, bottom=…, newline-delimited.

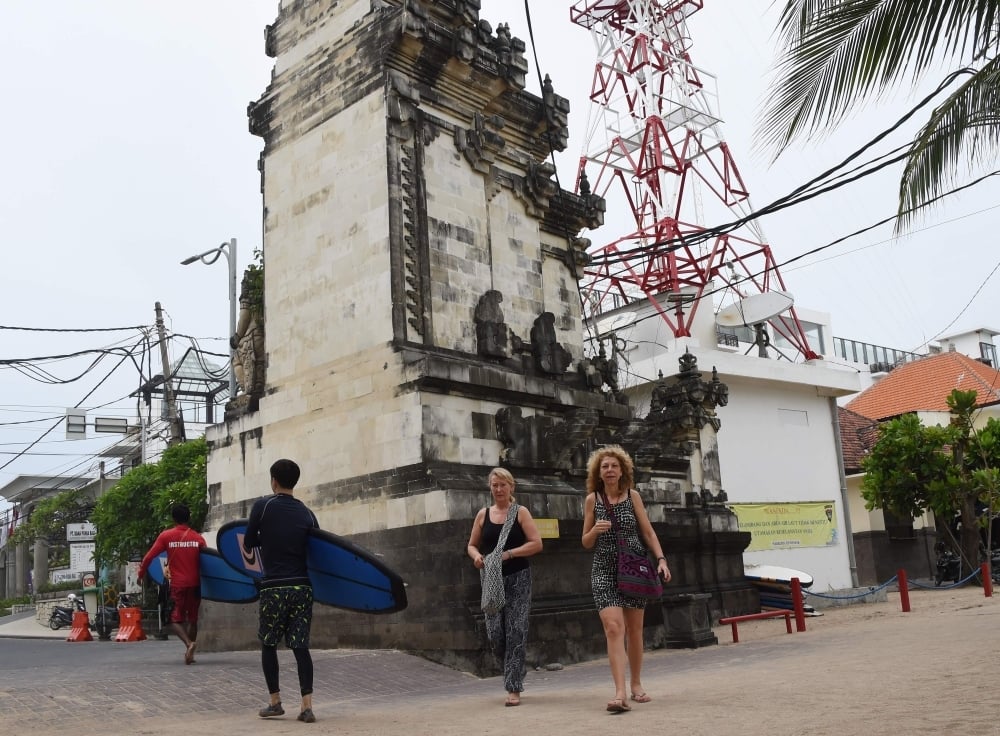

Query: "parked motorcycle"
left=48, top=594, right=86, bottom=630
left=92, top=601, right=118, bottom=640
left=934, top=542, right=961, bottom=586
left=47, top=592, right=134, bottom=638
left=93, top=592, right=135, bottom=640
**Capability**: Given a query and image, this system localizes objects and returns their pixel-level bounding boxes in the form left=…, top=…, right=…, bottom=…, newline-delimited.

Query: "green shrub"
left=0, top=594, right=32, bottom=615
left=35, top=580, right=83, bottom=595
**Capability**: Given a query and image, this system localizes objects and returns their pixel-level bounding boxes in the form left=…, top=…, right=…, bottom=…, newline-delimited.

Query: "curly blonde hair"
left=585, top=445, right=634, bottom=495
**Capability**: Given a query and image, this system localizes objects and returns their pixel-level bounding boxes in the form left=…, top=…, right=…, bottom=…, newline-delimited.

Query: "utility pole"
left=155, top=301, right=185, bottom=445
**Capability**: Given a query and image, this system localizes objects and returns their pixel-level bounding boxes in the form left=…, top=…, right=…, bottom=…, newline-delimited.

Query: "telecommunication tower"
left=570, top=0, right=819, bottom=360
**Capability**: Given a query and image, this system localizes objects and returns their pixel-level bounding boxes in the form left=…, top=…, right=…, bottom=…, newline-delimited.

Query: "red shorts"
left=169, top=586, right=201, bottom=624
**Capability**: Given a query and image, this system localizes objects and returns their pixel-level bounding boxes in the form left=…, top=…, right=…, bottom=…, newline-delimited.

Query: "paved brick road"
left=1, top=587, right=996, bottom=736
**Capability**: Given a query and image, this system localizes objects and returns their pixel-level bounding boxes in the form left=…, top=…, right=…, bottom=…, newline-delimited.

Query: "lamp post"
left=181, top=238, right=238, bottom=400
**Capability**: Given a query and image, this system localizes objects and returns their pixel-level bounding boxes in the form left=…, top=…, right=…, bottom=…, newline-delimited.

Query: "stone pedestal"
left=661, top=592, right=718, bottom=649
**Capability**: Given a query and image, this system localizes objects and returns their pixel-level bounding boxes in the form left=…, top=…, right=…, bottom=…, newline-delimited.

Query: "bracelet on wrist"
left=656, top=556, right=666, bottom=562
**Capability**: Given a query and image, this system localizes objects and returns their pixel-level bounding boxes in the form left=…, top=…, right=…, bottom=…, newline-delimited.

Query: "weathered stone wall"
left=202, top=0, right=755, bottom=670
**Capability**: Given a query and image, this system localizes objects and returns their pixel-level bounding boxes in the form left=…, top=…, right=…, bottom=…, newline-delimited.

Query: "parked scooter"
left=92, top=600, right=119, bottom=640
left=47, top=591, right=134, bottom=637
left=48, top=593, right=86, bottom=630
left=934, top=542, right=961, bottom=586
left=93, top=592, right=136, bottom=640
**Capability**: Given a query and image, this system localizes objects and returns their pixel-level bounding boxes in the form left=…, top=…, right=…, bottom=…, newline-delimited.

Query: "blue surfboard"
left=216, top=519, right=407, bottom=614
left=146, top=547, right=259, bottom=604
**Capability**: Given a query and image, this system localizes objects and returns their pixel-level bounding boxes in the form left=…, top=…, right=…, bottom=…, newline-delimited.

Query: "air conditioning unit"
left=869, top=361, right=893, bottom=373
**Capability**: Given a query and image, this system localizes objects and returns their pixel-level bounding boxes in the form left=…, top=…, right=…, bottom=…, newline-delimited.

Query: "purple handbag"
left=601, top=492, right=663, bottom=600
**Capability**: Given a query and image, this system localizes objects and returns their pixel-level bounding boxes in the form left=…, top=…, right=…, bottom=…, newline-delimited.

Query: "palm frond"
left=898, top=57, right=1000, bottom=228
left=759, top=0, right=1000, bottom=155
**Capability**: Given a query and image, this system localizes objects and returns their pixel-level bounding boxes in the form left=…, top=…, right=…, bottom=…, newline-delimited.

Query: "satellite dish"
left=715, top=290, right=794, bottom=327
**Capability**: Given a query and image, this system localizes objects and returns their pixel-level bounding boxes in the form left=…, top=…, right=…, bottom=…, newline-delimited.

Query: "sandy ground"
left=7, top=585, right=998, bottom=736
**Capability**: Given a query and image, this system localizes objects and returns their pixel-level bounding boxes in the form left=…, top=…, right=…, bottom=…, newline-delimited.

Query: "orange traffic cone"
left=66, top=610, right=93, bottom=642
left=114, top=607, right=147, bottom=642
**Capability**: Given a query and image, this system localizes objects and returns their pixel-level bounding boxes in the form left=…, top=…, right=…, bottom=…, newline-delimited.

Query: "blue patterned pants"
left=484, top=567, right=532, bottom=693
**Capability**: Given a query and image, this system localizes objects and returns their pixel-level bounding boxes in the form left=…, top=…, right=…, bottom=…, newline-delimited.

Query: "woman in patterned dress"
left=582, top=445, right=671, bottom=713
left=467, top=468, right=543, bottom=706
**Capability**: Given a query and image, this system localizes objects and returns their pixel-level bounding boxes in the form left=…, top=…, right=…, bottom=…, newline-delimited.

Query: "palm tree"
left=758, top=1, right=1000, bottom=229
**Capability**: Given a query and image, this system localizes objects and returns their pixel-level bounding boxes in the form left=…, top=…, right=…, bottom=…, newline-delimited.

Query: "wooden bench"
left=719, top=610, right=793, bottom=643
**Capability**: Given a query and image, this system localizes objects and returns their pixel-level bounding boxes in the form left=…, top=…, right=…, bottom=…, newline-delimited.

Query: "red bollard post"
left=980, top=562, right=993, bottom=598
left=897, top=569, right=910, bottom=612
left=790, top=577, right=807, bottom=632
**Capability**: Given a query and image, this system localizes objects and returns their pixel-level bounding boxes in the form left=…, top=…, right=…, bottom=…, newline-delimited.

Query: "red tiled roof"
left=845, top=352, right=1000, bottom=421
left=838, top=407, right=880, bottom=473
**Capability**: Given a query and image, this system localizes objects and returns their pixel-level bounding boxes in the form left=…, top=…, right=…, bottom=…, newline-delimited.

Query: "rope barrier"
left=771, top=565, right=993, bottom=618
left=797, top=567, right=988, bottom=599
left=909, top=568, right=980, bottom=590
left=802, top=576, right=897, bottom=600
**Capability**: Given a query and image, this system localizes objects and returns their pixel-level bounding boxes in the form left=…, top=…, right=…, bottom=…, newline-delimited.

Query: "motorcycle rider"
left=138, top=504, right=206, bottom=664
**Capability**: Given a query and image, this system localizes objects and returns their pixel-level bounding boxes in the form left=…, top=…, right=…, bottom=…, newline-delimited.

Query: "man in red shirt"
left=138, top=504, right=206, bottom=664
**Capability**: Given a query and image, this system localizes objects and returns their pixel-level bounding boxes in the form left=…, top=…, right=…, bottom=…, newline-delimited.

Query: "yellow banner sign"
left=728, top=502, right=838, bottom=552
left=534, top=518, right=560, bottom=539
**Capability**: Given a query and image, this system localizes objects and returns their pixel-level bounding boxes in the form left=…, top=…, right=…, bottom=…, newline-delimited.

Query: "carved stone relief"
left=454, top=112, right=506, bottom=174
left=496, top=405, right=599, bottom=470
left=474, top=290, right=509, bottom=359
left=530, top=312, right=572, bottom=375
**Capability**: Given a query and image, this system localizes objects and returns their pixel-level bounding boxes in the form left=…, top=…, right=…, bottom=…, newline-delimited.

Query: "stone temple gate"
left=204, top=0, right=754, bottom=672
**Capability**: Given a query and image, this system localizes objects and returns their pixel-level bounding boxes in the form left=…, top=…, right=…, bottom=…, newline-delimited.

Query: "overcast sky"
left=3, top=1, right=998, bottom=494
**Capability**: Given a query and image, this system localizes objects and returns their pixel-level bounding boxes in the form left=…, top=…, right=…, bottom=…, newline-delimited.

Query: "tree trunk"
left=959, top=494, right=981, bottom=582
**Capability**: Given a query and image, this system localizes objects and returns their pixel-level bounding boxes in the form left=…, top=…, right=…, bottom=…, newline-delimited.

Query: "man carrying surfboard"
left=138, top=503, right=207, bottom=665
left=244, top=458, right=320, bottom=724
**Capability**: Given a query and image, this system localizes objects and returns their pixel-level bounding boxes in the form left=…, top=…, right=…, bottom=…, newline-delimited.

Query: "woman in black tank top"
left=466, top=468, right=543, bottom=706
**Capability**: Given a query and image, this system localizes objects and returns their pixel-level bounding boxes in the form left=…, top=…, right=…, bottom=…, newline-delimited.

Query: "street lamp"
left=181, top=238, right=238, bottom=400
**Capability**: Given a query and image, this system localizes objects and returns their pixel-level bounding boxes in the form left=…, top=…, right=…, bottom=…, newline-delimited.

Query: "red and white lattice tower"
left=570, top=0, right=819, bottom=359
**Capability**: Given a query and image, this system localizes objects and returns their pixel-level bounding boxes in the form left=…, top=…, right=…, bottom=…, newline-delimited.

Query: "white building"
left=589, top=292, right=861, bottom=591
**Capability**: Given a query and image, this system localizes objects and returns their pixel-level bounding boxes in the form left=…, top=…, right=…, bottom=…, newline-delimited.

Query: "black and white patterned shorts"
left=258, top=585, right=314, bottom=649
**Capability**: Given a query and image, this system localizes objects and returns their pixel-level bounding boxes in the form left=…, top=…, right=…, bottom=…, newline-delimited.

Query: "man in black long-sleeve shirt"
left=244, top=458, right=319, bottom=723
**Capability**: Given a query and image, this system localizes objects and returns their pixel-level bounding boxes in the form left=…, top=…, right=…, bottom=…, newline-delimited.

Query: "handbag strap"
left=600, top=491, right=632, bottom=551
left=494, top=503, right=519, bottom=553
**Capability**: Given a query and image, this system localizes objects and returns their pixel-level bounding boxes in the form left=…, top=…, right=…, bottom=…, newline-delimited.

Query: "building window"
left=980, top=341, right=997, bottom=367
left=774, top=319, right=826, bottom=355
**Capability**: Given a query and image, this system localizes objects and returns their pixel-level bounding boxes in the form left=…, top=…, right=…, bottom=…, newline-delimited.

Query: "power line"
left=585, top=70, right=972, bottom=272
left=0, top=324, right=148, bottom=333
left=0, top=416, right=62, bottom=427
left=0, top=337, right=145, bottom=474
left=785, top=202, right=1000, bottom=272
left=915, top=258, right=1000, bottom=351
left=590, top=168, right=1000, bottom=342
left=0, top=346, right=142, bottom=366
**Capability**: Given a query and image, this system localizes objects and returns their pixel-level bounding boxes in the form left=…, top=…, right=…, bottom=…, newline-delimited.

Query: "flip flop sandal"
left=505, top=694, right=521, bottom=707
left=631, top=692, right=651, bottom=703
left=606, top=698, right=630, bottom=713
